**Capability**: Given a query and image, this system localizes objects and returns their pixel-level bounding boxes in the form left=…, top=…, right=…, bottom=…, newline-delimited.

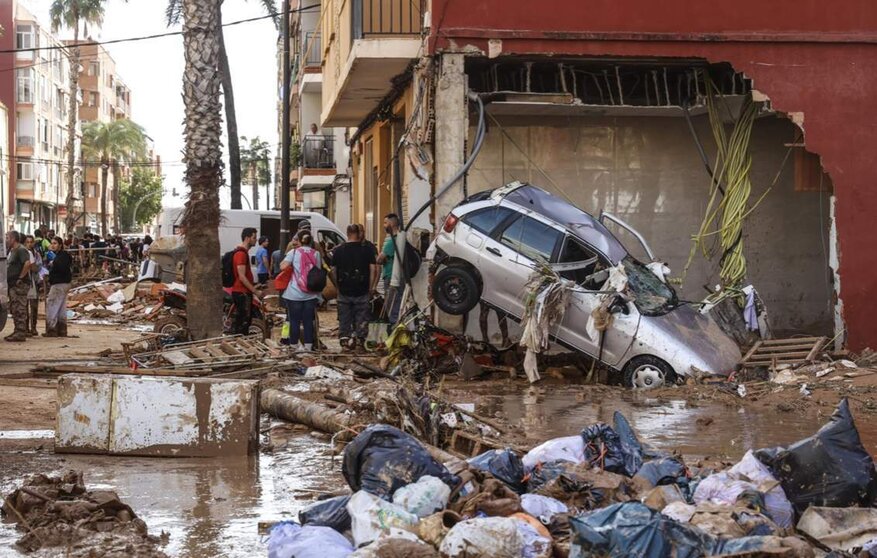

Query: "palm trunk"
left=217, top=7, right=242, bottom=210
left=112, top=161, right=120, bottom=234
left=100, top=159, right=109, bottom=238
left=63, top=23, right=81, bottom=233
left=252, top=170, right=259, bottom=211
left=181, top=0, right=224, bottom=340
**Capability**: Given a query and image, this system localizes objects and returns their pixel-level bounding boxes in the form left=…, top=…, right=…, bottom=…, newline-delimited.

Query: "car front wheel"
left=433, top=265, right=480, bottom=316
left=623, top=355, right=677, bottom=390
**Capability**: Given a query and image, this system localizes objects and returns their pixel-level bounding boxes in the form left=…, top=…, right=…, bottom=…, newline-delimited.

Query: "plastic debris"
left=267, top=522, right=354, bottom=558
left=512, top=515, right=553, bottom=558
left=468, top=449, right=526, bottom=493
left=347, top=490, right=419, bottom=548
left=298, top=495, right=351, bottom=532
left=342, top=424, right=460, bottom=500
left=755, top=399, right=877, bottom=515
left=797, top=507, right=877, bottom=551
left=392, top=475, right=451, bottom=518
left=520, top=494, right=568, bottom=524
left=522, top=435, right=585, bottom=471
left=439, top=517, right=525, bottom=558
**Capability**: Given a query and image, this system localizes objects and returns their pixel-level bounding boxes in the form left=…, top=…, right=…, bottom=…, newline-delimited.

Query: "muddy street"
left=2, top=319, right=877, bottom=556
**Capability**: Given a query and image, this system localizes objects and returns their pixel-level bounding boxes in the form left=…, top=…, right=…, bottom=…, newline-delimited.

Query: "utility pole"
left=279, top=0, right=291, bottom=251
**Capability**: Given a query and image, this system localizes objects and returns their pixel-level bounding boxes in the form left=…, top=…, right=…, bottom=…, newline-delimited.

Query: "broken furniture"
left=740, top=336, right=827, bottom=370
left=130, top=334, right=273, bottom=371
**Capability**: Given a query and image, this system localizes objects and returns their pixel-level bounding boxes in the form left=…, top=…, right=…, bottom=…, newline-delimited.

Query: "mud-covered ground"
left=2, top=316, right=876, bottom=556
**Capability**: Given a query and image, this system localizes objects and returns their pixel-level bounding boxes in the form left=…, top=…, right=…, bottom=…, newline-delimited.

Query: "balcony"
left=17, top=136, right=35, bottom=148
left=321, top=0, right=423, bottom=127
left=301, top=135, right=335, bottom=169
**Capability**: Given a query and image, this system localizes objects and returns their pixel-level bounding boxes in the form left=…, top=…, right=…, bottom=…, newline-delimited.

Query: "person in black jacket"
left=45, top=236, right=73, bottom=338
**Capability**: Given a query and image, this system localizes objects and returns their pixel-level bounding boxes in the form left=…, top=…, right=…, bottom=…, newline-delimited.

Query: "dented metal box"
left=56, top=374, right=260, bottom=457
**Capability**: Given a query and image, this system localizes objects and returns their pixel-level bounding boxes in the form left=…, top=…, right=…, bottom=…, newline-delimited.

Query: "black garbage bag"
left=341, top=424, right=460, bottom=500
left=581, top=422, right=641, bottom=477
left=754, top=398, right=877, bottom=515
left=526, top=460, right=568, bottom=493
left=613, top=411, right=669, bottom=463
left=298, top=495, right=351, bottom=532
left=633, top=457, right=687, bottom=488
left=468, top=449, right=526, bottom=494
left=569, top=501, right=806, bottom=558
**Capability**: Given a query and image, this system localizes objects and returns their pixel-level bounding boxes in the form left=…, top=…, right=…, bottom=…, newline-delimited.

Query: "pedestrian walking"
left=280, top=231, right=322, bottom=351
left=23, top=235, right=42, bottom=336
left=45, top=236, right=72, bottom=338
left=255, top=236, right=270, bottom=285
left=229, top=228, right=260, bottom=335
left=330, top=224, right=378, bottom=350
left=5, top=231, right=33, bottom=342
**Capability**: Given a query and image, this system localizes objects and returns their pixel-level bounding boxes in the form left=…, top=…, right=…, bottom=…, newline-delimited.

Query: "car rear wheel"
left=154, top=315, right=187, bottom=335
left=623, top=355, right=677, bottom=390
left=433, top=265, right=480, bottom=316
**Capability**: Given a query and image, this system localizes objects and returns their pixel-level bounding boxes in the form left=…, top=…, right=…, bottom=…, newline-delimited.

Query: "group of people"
left=226, top=214, right=410, bottom=352
left=66, top=233, right=154, bottom=274
left=4, top=229, right=73, bottom=342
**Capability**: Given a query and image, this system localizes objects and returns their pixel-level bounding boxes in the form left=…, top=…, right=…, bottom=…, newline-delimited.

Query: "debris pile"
left=1, top=470, right=168, bottom=557
left=266, top=398, right=877, bottom=558
left=67, top=279, right=174, bottom=323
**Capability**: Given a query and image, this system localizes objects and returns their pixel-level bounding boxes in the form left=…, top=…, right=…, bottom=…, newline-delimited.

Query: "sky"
left=23, top=0, right=281, bottom=210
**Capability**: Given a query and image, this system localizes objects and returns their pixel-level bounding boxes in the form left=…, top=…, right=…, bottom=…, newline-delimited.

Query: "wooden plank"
left=33, top=365, right=209, bottom=377
left=754, top=343, right=819, bottom=354
left=219, top=342, right=243, bottom=356
left=204, top=345, right=227, bottom=358
left=740, top=341, right=763, bottom=363
left=805, top=337, right=827, bottom=361
left=759, top=337, right=824, bottom=346
left=747, top=351, right=812, bottom=361
left=188, top=348, right=214, bottom=361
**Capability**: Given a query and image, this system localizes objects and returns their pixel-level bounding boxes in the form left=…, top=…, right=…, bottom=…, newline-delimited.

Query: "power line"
left=0, top=4, right=321, bottom=55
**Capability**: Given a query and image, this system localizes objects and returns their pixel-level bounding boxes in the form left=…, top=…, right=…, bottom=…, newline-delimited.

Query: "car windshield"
left=622, top=256, right=678, bottom=316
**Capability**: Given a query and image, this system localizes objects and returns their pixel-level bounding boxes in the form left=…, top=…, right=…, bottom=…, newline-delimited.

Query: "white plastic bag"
left=392, top=475, right=451, bottom=518
left=106, top=290, right=126, bottom=303
left=513, top=518, right=553, bottom=558
left=521, top=494, right=568, bottom=524
left=522, top=435, right=585, bottom=470
left=347, top=490, right=419, bottom=547
left=440, top=517, right=524, bottom=558
left=693, top=450, right=793, bottom=528
left=267, top=522, right=354, bottom=558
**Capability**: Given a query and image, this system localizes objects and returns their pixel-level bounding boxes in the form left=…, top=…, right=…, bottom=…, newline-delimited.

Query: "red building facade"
left=430, top=0, right=877, bottom=350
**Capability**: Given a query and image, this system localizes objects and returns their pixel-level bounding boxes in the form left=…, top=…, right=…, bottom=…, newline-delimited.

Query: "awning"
left=298, top=174, right=335, bottom=193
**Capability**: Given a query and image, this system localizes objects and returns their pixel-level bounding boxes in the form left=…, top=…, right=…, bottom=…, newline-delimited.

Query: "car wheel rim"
left=442, top=277, right=467, bottom=305
left=632, top=365, right=665, bottom=389
left=160, top=322, right=183, bottom=334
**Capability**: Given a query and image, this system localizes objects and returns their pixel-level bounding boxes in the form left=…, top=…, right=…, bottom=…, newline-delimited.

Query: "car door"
left=485, top=212, right=563, bottom=319
left=555, top=235, right=640, bottom=366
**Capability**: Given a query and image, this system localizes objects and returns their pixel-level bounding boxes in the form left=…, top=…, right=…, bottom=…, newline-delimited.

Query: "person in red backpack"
left=231, top=227, right=259, bottom=334
left=279, top=231, right=322, bottom=351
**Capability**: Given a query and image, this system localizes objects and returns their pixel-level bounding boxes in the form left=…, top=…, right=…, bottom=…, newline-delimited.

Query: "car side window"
left=319, top=230, right=344, bottom=251
left=461, top=206, right=514, bottom=236
left=559, top=236, right=606, bottom=287
left=499, top=214, right=561, bottom=263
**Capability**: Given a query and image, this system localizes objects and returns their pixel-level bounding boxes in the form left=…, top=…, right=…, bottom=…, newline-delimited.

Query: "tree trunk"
left=217, top=8, right=242, bottom=210
left=252, top=180, right=259, bottom=210
left=112, top=161, right=120, bottom=234
left=100, top=160, right=109, bottom=238
left=63, top=24, right=81, bottom=233
left=261, top=389, right=352, bottom=434
left=181, top=0, right=224, bottom=340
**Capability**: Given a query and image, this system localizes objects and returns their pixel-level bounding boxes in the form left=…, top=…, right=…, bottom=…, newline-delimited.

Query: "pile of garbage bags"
left=268, top=400, right=877, bottom=558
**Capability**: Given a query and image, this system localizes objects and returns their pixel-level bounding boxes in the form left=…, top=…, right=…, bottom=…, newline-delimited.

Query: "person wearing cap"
left=255, top=235, right=271, bottom=286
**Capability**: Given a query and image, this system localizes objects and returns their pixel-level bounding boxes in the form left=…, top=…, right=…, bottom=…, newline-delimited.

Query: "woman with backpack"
left=279, top=231, right=325, bottom=351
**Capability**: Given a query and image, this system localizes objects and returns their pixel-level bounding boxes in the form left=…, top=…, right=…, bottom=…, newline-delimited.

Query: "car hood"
left=644, top=304, right=742, bottom=376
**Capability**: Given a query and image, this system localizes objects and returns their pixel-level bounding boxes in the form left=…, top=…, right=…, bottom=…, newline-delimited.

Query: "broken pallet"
left=740, top=336, right=827, bottom=369
left=130, top=334, right=274, bottom=370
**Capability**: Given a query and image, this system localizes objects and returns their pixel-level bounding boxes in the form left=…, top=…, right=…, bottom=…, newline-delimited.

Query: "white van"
left=157, top=208, right=346, bottom=274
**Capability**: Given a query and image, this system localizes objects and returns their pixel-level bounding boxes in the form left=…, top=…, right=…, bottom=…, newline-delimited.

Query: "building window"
left=15, top=24, right=34, bottom=51
left=87, top=183, right=96, bottom=198
left=89, top=92, right=98, bottom=107
left=17, top=162, right=33, bottom=181
left=55, top=125, right=63, bottom=148
left=41, top=118, right=49, bottom=148
left=89, top=62, right=99, bottom=77
left=16, top=69, right=34, bottom=103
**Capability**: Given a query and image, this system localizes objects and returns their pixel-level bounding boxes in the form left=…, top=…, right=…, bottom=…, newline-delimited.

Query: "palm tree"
left=166, top=0, right=278, bottom=211
left=240, top=135, right=272, bottom=210
left=81, top=119, right=147, bottom=237
left=180, top=0, right=224, bottom=340
left=50, top=0, right=105, bottom=233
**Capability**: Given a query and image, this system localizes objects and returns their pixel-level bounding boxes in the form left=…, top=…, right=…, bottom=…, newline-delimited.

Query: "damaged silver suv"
left=428, top=182, right=741, bottom=389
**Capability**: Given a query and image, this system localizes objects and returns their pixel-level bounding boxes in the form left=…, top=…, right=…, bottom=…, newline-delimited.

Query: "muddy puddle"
left=444, top=383, right=877, bottom=459
left=0, top=424, right=343, bottom=557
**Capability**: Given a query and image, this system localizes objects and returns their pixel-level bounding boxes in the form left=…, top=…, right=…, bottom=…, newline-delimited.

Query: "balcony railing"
left=304, top=31, right=322, bottom=67
left=17, top=136, right=34, bottom=147
left=301, top=135, right=334, bottom=169
left=352, top=0, right=423, bottom=40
